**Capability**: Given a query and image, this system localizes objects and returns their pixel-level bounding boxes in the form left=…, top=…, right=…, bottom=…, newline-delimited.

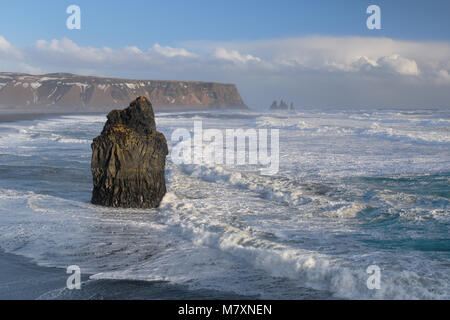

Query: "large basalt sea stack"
left=91, top=96, right=168, bottom=208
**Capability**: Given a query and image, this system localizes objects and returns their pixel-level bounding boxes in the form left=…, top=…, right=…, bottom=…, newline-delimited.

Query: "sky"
left=0, top=0, right=450, bottom=108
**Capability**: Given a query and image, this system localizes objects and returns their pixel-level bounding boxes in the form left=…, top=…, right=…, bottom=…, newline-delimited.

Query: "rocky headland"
left=0, top=72, right=247, bottom=111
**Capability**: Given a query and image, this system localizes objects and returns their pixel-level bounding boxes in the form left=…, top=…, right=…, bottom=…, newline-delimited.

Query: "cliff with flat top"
left=0, top=72, right=247, bottom=111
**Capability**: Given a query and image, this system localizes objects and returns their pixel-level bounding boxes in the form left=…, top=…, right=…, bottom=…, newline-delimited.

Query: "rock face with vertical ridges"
left=91, top=96, right=168, bottom=208
left=0, top=72, right=247, bottom=110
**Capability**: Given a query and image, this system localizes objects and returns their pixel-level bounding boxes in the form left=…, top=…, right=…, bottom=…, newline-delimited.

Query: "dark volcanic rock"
left=269, top=99, right=289, bottom=111
left=91, top=96, right=168, bottom=208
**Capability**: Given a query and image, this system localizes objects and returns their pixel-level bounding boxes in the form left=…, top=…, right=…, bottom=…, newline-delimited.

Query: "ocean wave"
left=0, top=111, right=449, bottom=300
left=365, top=123, right=450, bottom=144
left=90, top=187, right=448, bottom=299
left=56, top=137, right=91, bottom=144
left=177, top=163, right=367, bottom=219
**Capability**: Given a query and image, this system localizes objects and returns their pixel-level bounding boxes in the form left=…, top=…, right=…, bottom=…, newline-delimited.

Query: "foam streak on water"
left=0, top=109, right=448, bottom=299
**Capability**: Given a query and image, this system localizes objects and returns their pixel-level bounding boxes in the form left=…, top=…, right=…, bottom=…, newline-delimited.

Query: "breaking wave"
left=0, top=108, right=448, bottom=299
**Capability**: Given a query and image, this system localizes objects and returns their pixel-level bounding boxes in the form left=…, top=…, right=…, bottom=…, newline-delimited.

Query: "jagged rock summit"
left=91, top=96, right=168, bottom=208
left=269, top=99, right=291, bottom=111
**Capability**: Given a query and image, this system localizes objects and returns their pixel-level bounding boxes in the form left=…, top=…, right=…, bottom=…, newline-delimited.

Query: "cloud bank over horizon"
left=1, top=35, right=449, bottom=109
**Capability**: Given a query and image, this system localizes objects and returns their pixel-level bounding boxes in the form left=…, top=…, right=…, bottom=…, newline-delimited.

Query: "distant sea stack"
left=269, top=99, right=295, bottom=111
left=0, top=72, right=247, bottom=111
left=91, top=96, right=168, bottom=208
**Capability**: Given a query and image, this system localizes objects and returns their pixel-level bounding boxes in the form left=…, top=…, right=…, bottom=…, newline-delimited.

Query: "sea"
left=0, top=107, right=448, bottom=299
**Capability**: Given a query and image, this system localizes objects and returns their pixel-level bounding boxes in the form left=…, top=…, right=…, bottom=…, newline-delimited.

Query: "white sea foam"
left=0, top=110, right=448, bottom=299
left=366, top=122, right=450, bottom=143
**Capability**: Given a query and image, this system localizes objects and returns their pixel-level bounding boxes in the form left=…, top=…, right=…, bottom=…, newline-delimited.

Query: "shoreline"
left=0, top=107, right=252, bottom=124
left=0, top=111, right=105, bottom=124
left=0, top=250, right=77, bottom=300
left=0, top=250, right=260, bottom=300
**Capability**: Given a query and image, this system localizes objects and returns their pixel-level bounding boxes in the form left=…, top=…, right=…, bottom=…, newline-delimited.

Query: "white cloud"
left=0, top=36, right=13, bottom=52
left=124, top=46, right=143, bottom=55
left=152, top=44, right=196, bottom=58
left=437, top=69, right=450, bottom=84
left=17, top=63, right=43, bottom=75
left=0, top=35, right=449, bottom=108
left=377, top=54, right=420, bottom=76
left=350, top=54, right=420, bottom=76
left=0, top=36, right=22, bottom=59
left=10, top=35, right=448, bottom=80
left=187, top=36, right=448, bottom=79
left=34, top=38, right=108, bottom=63
left=214, top=48, right=261, bottom=64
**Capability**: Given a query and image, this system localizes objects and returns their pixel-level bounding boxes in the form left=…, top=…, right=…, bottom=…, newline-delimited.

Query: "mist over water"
left=0, top=107, right=448, bottom=299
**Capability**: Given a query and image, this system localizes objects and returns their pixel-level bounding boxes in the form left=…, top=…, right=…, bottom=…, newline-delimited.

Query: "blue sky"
left=0, top=1, right=449, bottom=108
left=1, top=0, right=450, bottom=47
